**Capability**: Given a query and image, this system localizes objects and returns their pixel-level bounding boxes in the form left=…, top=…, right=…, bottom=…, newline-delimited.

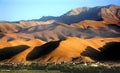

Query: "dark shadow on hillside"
left=7, top=38, right=15, bottom=41
left=98, top=27, right=120, bottom=38
left=81, top=46, right=102, bottom=60
left=26, top=40, right=62, bottom=61
left=0, top=33, right=4, bottom=38
left=0, top=45, right=29, bottom=61
left=107, top=24, right=120, bottom=32
left=81, top=42, right=120, bottom=61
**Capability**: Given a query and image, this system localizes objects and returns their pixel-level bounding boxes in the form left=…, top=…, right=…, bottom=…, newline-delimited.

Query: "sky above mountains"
left=0, top=0, right=120, bottom=21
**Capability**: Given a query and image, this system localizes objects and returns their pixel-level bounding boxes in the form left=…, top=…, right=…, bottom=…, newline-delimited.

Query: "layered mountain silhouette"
left=0, top=4, right=120, bottom=42
left=40, top=4, right=120, bottom=24
left=0, top=4, right=120, bottom=63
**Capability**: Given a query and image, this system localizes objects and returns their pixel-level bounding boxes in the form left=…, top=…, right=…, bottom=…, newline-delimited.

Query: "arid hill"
left=0, top=21, right=120, bottom=42
left=0, top=39, right=45, bottom=63
left=0, top=4, right=120, bottom=42
left=0, top=4, right=120, bottom=63
left=0, top=37, right=120, bottom=63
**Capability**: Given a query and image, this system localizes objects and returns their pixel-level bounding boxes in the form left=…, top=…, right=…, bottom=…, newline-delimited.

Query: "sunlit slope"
left=0, top=37, right=120, bottom=63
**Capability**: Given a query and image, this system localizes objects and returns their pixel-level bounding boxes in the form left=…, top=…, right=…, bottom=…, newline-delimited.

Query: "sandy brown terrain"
left=0, top=4, right=120, bottom=63
left=0, top=37, right=120, bottom=63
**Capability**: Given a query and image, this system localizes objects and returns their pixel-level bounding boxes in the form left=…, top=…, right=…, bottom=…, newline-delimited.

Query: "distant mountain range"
left=0, top=4, right=120, bottom=42
left=39, top=4, right=120, bottom=24
left=0, top=4, right=120, bottom=63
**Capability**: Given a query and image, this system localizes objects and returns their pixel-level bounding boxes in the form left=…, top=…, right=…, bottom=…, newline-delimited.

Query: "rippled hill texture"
left=0, top=4, right=120, bottom=63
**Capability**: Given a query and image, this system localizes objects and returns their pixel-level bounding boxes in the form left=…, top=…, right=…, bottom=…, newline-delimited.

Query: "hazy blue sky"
left=0, top=0, right=120, bottom=21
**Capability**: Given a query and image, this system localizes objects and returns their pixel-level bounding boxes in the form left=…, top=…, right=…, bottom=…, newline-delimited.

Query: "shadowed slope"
left=100, top=42, right=120, bottom=61
left=81, top=42, right=120, bottom=61
left=6, top=39, right=46, bottom=63
left=0, top=37, right=120, bottom=63
left=27, top=40, right=61, bottom=61
left=0, top=45, right=29, bottom=61
left=26, top=37, right=120, bottom=63
left=107, top=24, right=120, bottom=32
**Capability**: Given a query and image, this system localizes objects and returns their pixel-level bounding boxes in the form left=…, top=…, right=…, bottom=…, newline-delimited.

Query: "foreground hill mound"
left=0, top=37, right=119, bottom=63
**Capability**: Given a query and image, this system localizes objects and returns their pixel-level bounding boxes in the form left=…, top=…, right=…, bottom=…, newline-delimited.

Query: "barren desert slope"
left=0, top=4, right=120, bottom=63
left=0, top=37, right=120, bottom=63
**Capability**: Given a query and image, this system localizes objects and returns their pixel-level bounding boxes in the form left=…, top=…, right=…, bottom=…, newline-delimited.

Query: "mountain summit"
left=39, top=4, right=120, bottom=24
